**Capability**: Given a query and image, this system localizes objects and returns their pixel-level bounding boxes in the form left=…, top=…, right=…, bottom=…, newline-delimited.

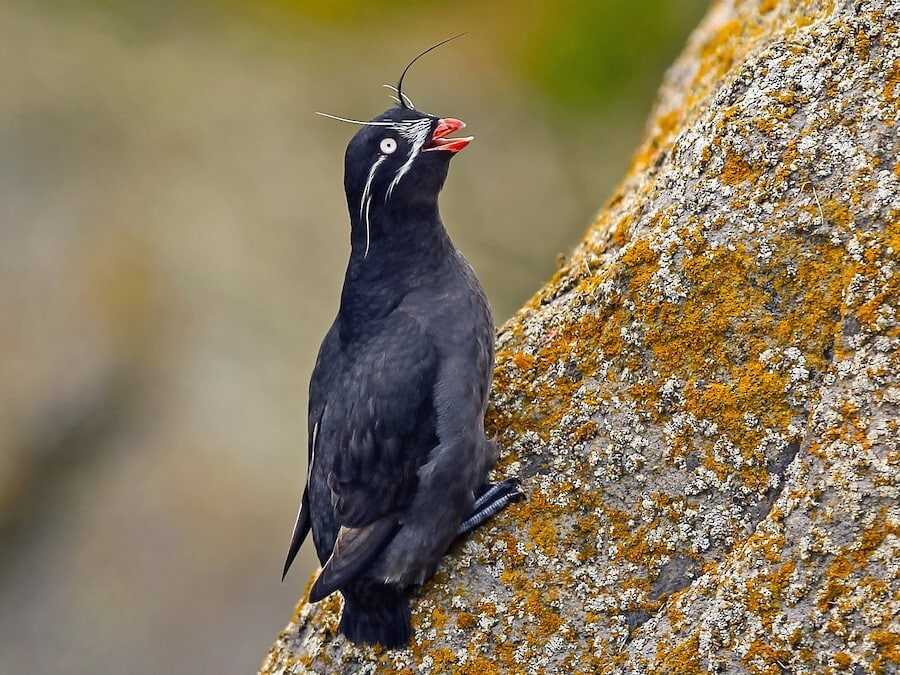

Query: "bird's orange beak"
left=424, top=118, right=474, bottom=153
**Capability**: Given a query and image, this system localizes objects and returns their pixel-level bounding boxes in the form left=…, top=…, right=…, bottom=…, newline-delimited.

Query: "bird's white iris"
left=380, top=138, right=398, bottom=154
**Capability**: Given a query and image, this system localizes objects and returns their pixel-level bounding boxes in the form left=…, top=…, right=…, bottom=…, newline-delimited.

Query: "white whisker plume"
left=360, top=155, right=387, bottom=259
left=316, top=112, right=396, bottom=126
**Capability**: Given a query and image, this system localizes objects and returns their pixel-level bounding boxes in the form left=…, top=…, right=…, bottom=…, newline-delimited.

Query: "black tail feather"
left=340, top=581, right=411, bottom=649
left=282, top=489, right=311, bottom=581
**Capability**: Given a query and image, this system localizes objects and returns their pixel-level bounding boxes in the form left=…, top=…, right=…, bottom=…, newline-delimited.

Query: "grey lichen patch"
left=260, top=1, right=900, bottom=673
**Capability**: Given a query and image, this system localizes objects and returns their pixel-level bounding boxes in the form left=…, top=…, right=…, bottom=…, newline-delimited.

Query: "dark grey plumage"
left=282, top=101, right=522, bottom=648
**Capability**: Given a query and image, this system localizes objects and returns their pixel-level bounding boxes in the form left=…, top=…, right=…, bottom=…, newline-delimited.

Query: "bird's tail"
left=340, top=581, right=411, bottom=649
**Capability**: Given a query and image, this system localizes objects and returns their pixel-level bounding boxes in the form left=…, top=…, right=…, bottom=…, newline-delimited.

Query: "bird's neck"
left=339, top=204, right=453, bottom=327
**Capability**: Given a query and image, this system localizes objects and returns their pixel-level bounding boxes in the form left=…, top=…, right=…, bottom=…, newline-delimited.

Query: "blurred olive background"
left=0, top=0, right=707, bottom=672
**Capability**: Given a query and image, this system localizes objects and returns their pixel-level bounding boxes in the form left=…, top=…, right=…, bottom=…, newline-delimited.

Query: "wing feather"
left=308, top=517, right=400, bottom=602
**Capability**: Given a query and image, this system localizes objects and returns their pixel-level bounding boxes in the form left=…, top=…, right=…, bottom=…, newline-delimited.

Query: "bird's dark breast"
left=310, top=310, right=439, bottom=561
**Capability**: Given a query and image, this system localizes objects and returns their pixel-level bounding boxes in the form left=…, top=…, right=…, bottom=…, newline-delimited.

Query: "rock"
left=260, top=0, right=899, bottom=672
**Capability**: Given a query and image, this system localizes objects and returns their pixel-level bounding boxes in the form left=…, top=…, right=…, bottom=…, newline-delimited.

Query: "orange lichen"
left=429, top=647, right=456, bottom=672
left=467, top=657, right=505, bottom=675
left=612, top=214, right=632, bottom=248
left=885, top=58, right=900, bottom=105
left=429, top=604, right=450, bottom=631
left=656, top=631, right=702, bottom=673
left=832, top=652, right=853, bottom=669
left=512, top=351, right=537, bottom=371
left=853, top=28, right=871, bottom=62
left=455, top=611, right=475, bottom=631
left=697, top=19, right=745, bottom=80
left=818, top=515, right=896, bottom=618
left=719, top=151, right=761, bottom=185
left=742, top=639, right=794, bottom=675
left=744, top=560, right=797, bottom=627
left=869, top=629, right=900, bottom=667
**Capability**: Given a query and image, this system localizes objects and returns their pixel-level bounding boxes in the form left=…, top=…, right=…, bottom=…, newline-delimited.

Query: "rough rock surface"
left=261, top=0, right=899, bottom=672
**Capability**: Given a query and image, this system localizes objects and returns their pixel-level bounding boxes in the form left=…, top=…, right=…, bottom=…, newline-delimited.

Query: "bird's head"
left=320, top=35, right=473, bottom=258
left=341, top=105, right=473, bottom=226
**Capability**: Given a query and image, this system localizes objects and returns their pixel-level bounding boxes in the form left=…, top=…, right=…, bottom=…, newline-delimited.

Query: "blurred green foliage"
left=520, top=0, right=709, bottom=108
left=57, top=0, right=708, bottom=112
left=244, top=0, right=710, bottom=110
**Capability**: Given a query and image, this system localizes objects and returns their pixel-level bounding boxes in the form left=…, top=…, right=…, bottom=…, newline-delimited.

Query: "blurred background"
left=0, top=0, right=707, bottom=672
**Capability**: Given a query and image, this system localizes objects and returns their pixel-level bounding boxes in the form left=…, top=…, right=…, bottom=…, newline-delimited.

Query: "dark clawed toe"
left=458, top=477, right=525, bottom=536
left=472, top=477, right=523, bottom=511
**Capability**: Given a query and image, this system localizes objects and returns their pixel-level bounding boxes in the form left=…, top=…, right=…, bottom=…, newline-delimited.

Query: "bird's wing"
left=308, top=517, right=400, bottom=602
left=312, top=311, right=439, bottom=587
left=327, top=311, right=438, bottom=527
left=282, top=322, right=341, bottom=579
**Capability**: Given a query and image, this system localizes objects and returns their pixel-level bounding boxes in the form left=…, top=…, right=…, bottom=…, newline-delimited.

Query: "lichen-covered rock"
left=260, top=0, right=899, bottom=673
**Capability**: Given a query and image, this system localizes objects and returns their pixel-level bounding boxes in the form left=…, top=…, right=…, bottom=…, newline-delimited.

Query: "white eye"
left=380, top=137, right=398, bottom=154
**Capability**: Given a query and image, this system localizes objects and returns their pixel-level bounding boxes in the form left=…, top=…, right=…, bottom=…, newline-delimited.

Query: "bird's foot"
left=457, top=478, right=524, bottom=535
